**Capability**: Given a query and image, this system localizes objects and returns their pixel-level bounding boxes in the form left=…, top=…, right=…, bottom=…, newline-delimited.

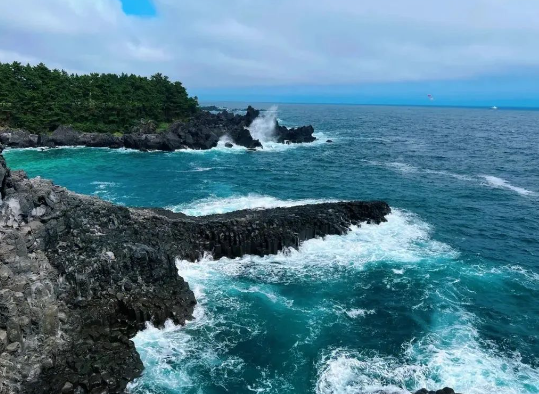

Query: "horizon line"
left=199, top=101, right=539, bottom=111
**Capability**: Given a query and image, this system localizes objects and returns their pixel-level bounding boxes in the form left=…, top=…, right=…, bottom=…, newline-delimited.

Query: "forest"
left=0, top=61, right=199, bottom=134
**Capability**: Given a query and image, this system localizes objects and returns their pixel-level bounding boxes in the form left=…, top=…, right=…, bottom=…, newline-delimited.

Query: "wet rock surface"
left=414, top=388, right=462, bottom=394
left=0, top=106, right=316, bottom=152
left=0, top=148, right=391, bottom=393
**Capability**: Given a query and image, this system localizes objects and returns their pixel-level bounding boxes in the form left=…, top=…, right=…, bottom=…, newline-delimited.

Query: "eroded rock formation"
left=0, top=148, right=390, bottom=393
left=0, top=106, right=317, bottom=152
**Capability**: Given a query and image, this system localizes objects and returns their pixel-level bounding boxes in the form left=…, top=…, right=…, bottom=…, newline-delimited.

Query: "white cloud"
left=0, top=0, right=538, bottom=89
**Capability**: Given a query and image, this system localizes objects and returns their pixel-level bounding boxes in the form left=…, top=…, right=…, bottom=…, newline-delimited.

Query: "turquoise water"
left=4, top=105, right=539, bottom=394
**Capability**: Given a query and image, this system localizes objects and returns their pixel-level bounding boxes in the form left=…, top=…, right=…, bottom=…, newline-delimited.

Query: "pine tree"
left=0, top=61, right=199, bottom=133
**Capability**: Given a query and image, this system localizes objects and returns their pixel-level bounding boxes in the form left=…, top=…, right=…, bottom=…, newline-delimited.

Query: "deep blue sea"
left=4, top=104, right=539, bottom=394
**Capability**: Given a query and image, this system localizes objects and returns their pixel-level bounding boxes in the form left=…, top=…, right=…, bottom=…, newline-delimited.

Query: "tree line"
left=0, top=61, right=199, bottom=134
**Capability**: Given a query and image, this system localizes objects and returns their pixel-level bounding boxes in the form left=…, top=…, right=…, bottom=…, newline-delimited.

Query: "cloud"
left=0, top=0, right=538, bottom=90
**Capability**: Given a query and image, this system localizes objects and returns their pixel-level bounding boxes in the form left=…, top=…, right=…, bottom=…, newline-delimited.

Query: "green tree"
left=0, top=61, right=199, bottom=134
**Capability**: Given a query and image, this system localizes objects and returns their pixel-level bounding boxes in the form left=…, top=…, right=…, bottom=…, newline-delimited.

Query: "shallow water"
left=5, top=104, right=539, bottom=393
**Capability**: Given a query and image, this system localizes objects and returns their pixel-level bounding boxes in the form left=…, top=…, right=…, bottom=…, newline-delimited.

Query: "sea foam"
left=481, top=175, right=536, bottom=196
left=130, top=201, right=537, bottom=394
left=168, top=194, right=338, bottom=216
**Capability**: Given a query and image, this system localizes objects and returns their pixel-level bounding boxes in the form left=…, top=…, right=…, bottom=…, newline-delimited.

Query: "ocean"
left=4, top=104, right=539, bottom=394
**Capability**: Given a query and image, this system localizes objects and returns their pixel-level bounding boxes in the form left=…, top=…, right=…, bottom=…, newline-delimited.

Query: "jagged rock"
left=123, top=133, right=166, bottom=151
left=414, top=388, right=459, bottom=394
left=275, top=124, right=316, bottom=144
left=225, top=142, right=233, bottom=148
left=6, top=342, right=20, bottom=353
left=0, top=152, right=390, bottom=393
left=226, top=126, right=262, bottom=149
left=41, top=126, right=81, bottom=147
left=244, top=105, right=261, bottom=125
left=0, top=107, right=317, bottom=151
left=0, top=330, right=7, bottom=352
left=78, top=133, right=123, bottom=148
left=0, top=129, right=39, bottom=148
left=61, top=382, right=74, bottom=394
left=326, top=139, right=333, bottom=143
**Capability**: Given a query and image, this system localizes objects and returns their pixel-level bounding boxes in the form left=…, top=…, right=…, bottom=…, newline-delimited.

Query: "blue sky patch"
left=120, top=0, right=156, bottom=17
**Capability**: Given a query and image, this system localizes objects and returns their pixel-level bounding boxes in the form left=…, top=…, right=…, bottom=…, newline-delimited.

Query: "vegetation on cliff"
left=0, top=62, right=198, bottom=134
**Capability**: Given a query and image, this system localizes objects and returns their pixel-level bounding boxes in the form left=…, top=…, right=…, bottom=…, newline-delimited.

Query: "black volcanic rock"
left=0, top=106, right=318, bottom=151
left=414, top=388, right=461, bottom=394
left=275, top=124, right=316, bottom=144
left=0, top=152, right=391, bottom=393
left=123, top=133, right=167, bottom=151
left=244, top=105, right=261, bottom=125
left=40, top=126, right=81, bottom=147
left=0, top=129, right=39, bottom=148
left=227, top=126, right=262, bottom=149
left=78, top=133, right=124, bottom=148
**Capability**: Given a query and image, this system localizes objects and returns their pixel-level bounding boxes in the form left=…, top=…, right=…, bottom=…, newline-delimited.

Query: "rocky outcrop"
left=77, top=133, right=124, bottom=149
left=415, top=388, right=462, bottom=394
left=0, top=129, right=40, bottom=148
left=275, top=124, right=316, bottom=144
left=40, top=126, right=81, bottom=147
left=0, top=150, right=391, bottom=393
left=0, top=148, right=195, bottom=393
left=0, top=106, right=316, bottom=152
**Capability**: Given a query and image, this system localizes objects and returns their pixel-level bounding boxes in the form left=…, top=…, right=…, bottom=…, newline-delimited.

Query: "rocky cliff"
left=0, top=107, right=317, bottom=152
left=0, top=147, right=392, bottom=393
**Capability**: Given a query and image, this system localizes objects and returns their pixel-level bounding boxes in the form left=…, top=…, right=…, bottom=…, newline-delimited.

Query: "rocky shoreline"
left=0, top=146, right=389, bottom=393
left=0, top=107, right=316, bottom=152
left=0, top=147, right=460, bottom=394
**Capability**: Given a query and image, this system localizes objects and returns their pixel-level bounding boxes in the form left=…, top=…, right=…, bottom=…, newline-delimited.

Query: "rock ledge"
left=0, top=148, right=391, bottom=393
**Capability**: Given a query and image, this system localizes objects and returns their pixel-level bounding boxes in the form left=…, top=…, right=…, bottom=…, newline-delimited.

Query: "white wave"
left=132, top=206, right=535, bottom=394
left=365, top=160, right=473, bottom=181
left=345, top=309, right=376, bottom=319
left=316, top=294, right=539, bottom=394
left=256, top=132, right=330, bottom=152
left=358, top=137, right=393, bottom=143
left=481, top=175, right=536, bottom=196
left=316, top=349, right=411, bottom=394
left=233, top=285, right=294, bottom=308
left=173, top=135, right=329, bottom=154
left=404, top=320, right=539, bottom=394
left=474, top=264, right=539, bottom=289
left=174, top=209, right=455, bottom=284
left=91, top=181, right=119, bottom=202
left=244, top=106, right=330, bottom=152
left=129, top=262, right=248, bottom=393
left=91, top=181, right=117, bottom=189
left=168, top=194, right=338, bottom=216
left=248, top=105, right=279, bottom=142
left=363, top=161, right=539, bottom=197
left=386, top=162, right=420, bottom=174
left=363, top=160, right=418, bottom=175
left=423, top=169, right=474, bottom=181
left=316, top=323, right=539, bottom=394
left=2, top=146, right=51, bottom=152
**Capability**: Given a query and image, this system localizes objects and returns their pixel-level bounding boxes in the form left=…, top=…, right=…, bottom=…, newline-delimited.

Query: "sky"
left=1, top=0, right=539, bottom=107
